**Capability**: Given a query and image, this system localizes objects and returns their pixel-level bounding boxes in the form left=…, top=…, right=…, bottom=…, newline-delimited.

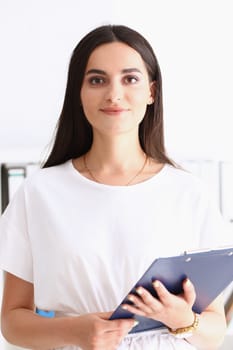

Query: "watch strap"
left=168, top=312, right=199, bottom=338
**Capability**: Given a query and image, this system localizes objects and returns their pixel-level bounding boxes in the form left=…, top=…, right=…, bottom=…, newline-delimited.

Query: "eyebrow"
left=85, top=68, right=142, bottom=75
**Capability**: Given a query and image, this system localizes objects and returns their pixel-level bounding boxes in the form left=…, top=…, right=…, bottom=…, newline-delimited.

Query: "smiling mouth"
left=100, top=108, right=129, bottom=114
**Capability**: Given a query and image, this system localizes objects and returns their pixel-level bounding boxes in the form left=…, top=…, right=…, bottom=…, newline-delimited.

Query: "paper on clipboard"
left=110, top=247, right=233, bottom=334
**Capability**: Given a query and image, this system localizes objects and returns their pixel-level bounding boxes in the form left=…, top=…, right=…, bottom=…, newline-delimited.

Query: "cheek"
left=80, top=87, right=87, bottom=106
left=131, top=92, right=150, bottom=111
left=81, top=87, right=101, bottom=105
left=131, top=85, right=151, bottom=103
left=81, top=102, right=95, bottom=122
left=131, top=92, right=150, bottom=120
left=81, top=90, right=96, bottom=113
left=80, top=96, right=92, bottom=122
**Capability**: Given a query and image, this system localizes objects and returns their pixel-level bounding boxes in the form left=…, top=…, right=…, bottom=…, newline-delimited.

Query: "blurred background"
left=0, top=0, right=233, bottom=349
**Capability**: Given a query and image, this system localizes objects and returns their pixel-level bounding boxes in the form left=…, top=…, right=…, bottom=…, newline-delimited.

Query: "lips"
left=100, top=107, right=129, bottom=114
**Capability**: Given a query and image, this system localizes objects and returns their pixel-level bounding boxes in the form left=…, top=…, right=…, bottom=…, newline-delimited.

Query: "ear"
left=147, top=81, right=156, bottom=105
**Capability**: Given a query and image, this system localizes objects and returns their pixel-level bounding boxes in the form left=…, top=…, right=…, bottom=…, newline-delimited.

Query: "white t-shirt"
left=0, top=160, right=232, bottom=350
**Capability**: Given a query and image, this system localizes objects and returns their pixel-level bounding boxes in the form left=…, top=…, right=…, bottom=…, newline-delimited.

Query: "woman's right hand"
left=1, top=273, right=136, bottom=349
left=69, top=311, right=137, bottom=350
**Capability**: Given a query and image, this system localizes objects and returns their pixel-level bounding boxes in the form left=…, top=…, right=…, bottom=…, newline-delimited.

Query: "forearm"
left=187, top=310, right=227, bottom=349
left=1, top=308, right=137, bottom=350
left=1, top=308, right=74, bottom=350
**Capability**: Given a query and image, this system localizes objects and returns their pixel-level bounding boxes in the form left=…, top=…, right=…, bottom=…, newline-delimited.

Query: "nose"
left=105, top=81, right=123, bottom=103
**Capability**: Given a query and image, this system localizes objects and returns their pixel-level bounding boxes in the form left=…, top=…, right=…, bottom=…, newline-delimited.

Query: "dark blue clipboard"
left=110, top=247, right=233, bottom=334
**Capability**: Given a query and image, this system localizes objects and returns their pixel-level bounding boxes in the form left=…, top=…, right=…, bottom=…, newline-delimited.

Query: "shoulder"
left=165, top=164, right=204, bottom=186
left=163, top=164, right=210, bottom=198
left=23, top=160, right=72, bottom=189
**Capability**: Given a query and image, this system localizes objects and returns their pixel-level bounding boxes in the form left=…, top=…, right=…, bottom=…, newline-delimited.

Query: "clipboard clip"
left=183, top=248, right=211, bottom=255
left=184, top=245, right=233, bottom=256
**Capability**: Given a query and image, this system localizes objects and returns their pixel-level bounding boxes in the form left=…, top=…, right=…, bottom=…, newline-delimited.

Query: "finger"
left=127, top=294, right=152, bottom=314
left=121, top=303, right=147, bottom=317
left=182, top=278, right=196, bottom=305
left=152, top=280, right=173, bottom=306
left=98, top=311, right=114, bottom=320
left=135, top=286, right=162, bottom=311
left=107, top=317, right=139, bottom=332
left=96, top=312, right=136, bottom=333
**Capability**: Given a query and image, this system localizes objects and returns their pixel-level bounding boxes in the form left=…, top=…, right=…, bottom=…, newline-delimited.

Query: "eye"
left=124, top=75, right=139, bottom=84
left=88, top=76, right=106, bottom=85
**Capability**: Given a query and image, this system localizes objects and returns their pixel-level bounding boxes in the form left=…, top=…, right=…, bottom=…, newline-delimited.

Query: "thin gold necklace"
left=83, top=154, right=148, bottom=186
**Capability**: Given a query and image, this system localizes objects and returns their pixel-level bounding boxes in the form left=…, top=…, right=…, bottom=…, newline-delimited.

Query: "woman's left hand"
left=122, top=278, right=196, bottom=330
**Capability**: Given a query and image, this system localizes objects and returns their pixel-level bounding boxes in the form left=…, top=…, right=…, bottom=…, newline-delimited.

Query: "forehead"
left=85, top=42, right=148, bottom=73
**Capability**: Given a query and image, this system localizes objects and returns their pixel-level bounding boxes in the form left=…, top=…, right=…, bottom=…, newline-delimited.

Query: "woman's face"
left=80, top=42, right=154, bottom=137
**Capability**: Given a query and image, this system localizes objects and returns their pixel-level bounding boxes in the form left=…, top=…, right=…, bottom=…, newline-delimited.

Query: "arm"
left=122, top=279, right=227, bottom=349
left=187, top=295, right=226, bottom=349
left=1, top=272, right=137, bottom=350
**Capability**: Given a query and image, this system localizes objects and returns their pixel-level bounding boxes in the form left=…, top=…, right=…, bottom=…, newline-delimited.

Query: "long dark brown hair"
left=43, top=24, right=174, bottom=168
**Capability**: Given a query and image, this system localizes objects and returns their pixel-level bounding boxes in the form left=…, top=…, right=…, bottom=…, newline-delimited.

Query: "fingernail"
left=132, top=320, right=139, bottom=328
left=153, top=280, right=160, bottom=288
left=121, top=304, right=128, bottom=310
left=136, top=287, right=143, bottom=295
left=185, top=278, right=191, bottom=286
left=127, top=295, right=133, bottom=301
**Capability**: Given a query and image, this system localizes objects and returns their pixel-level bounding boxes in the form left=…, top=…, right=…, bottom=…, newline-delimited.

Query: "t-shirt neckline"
left=67, top=159, right=169, bottom=190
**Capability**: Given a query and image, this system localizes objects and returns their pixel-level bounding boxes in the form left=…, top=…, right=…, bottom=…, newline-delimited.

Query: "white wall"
left=0, top=0, right=116, bottom=162
left=111, top=0, right=233, bottom=161
left=0, top=1, right=233, bottom=349
left=0, top=0, right=233, bottom=163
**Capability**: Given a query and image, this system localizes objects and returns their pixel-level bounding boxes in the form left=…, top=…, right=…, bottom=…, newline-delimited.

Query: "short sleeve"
left=0, top=183, right=33, bottom=283
left=198, top=184, right=233, bottom=249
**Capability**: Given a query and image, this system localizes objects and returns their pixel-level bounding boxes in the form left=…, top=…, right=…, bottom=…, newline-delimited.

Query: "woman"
left=0, top=24, right=230, bottom=350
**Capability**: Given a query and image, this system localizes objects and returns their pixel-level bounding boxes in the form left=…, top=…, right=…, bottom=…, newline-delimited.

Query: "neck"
left=87, top=133, right=145, bottom=171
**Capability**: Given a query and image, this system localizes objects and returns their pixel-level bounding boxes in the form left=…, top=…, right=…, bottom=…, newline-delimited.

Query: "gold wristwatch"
left=168, top=312, right=199, bottom=339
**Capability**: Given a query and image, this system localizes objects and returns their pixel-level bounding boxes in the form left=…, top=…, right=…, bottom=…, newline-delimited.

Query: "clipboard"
left=110, top=247, right=233, bottom=334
